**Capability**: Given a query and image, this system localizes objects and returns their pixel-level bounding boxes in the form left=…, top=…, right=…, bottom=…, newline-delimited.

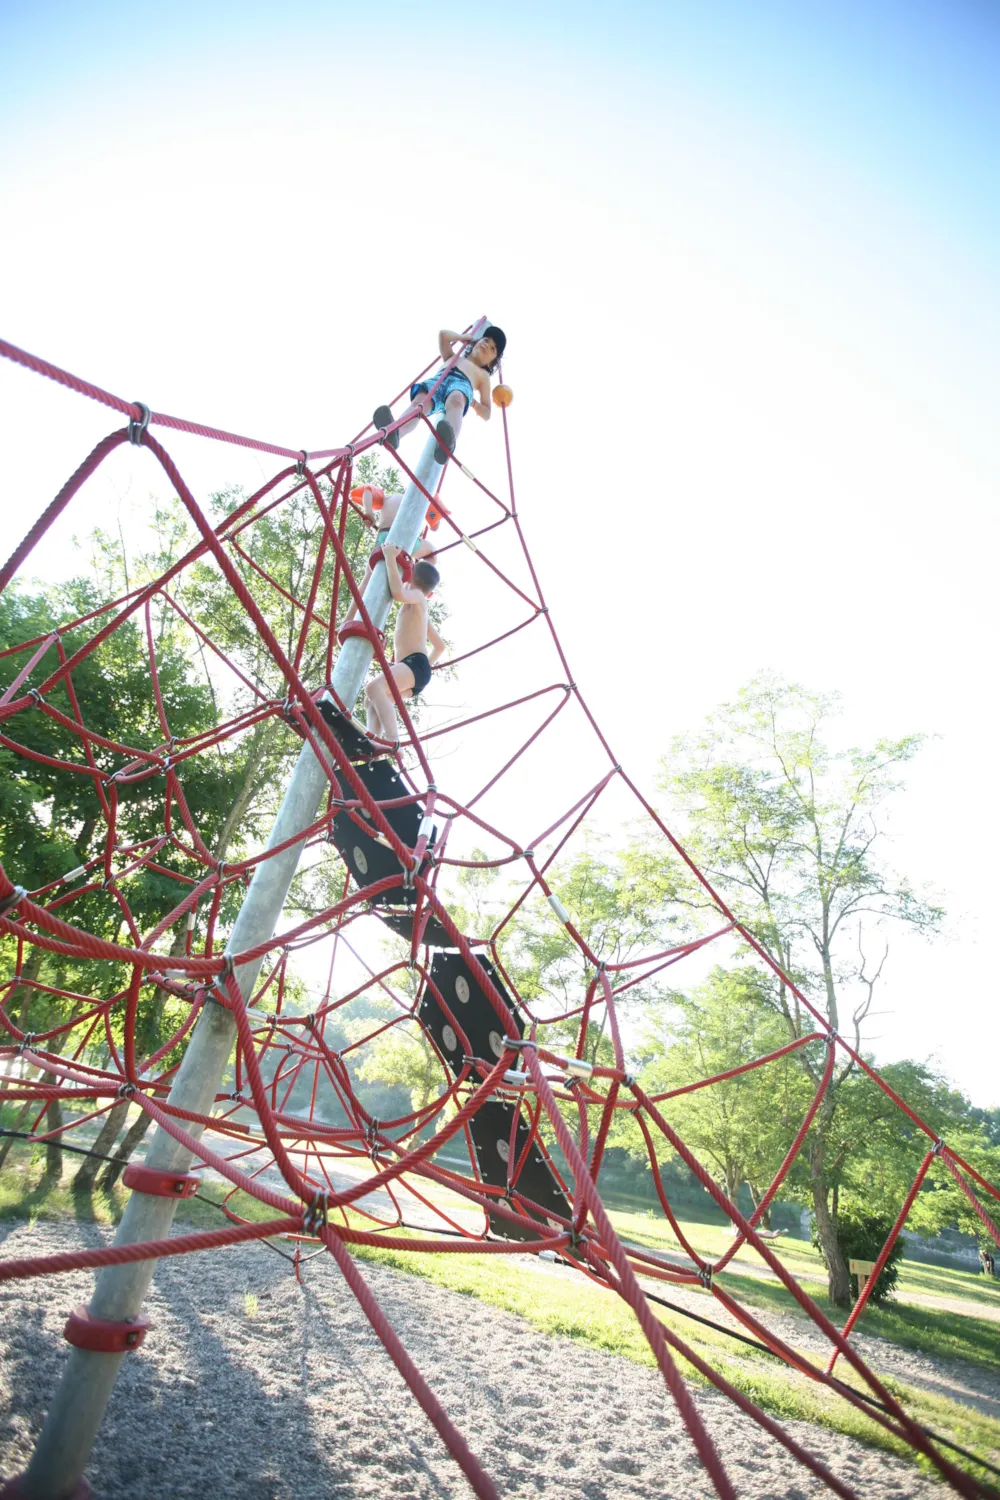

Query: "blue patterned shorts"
left=410, top=368, right=474, bottom=416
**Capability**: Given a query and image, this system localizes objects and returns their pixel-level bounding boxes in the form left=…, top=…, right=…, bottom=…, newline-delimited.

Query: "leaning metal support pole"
left=20, top=421, right=455, bottom=1500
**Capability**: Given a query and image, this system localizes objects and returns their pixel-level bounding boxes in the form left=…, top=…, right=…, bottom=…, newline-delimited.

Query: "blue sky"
left=1, top=0, right=998, bottom=1103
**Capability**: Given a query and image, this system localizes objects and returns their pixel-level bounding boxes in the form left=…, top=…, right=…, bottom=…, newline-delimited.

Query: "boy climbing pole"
left=364, top=544, right=446, bottom=745
left=342, top=485, right=436, bottom=627
left=374, top=325, right=506, bottom=465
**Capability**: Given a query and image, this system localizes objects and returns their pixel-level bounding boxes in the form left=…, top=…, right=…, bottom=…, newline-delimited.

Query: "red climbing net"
left=0, top=326, right=998, bottom=1500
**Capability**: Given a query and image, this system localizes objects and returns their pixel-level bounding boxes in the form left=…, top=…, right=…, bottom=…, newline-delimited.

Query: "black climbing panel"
left=317, top=693, right=375, bottom=761
left=467, top=1098, right=572, bottom=1242
left=329, top=758, right=433, bottom=905
left=378, top=907, right=463, bottom=949
left=421, top=951, right=523, bottom=1076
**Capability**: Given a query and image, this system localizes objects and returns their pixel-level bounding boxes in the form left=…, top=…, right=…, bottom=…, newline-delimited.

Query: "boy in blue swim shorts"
left=374, top=324, right=506, bottom=465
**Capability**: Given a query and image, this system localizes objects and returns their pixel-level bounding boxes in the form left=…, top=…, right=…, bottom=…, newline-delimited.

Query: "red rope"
left=0, top=329, right=993, bottom=1500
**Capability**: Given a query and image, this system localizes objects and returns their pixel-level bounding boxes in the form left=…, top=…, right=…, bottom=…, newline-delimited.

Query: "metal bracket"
left=210, top=955, right=234, bottom=1006
left=127, top=402, right=151, bottom=446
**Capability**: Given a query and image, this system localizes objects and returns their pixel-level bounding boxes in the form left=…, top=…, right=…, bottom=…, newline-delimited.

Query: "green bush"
left=813, top=1211, right=905, bottom=1305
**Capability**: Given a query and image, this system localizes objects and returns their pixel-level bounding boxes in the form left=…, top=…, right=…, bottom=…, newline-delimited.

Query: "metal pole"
left=21, top=424, right=453, bottom=1499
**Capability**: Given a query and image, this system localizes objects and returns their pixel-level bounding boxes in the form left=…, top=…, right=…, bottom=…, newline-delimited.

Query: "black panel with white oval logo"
left=467, top=1099, right=572, bottom=1242
left=328, top=759, right=434, bottom=905
left=419, top=952, right=523, bottom=1077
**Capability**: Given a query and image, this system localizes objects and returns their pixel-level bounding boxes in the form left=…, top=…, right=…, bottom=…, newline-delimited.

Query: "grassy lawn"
left=3, top=1143, right=999, bottom=1488
left=607, top=1204, right=1000, bottom=1368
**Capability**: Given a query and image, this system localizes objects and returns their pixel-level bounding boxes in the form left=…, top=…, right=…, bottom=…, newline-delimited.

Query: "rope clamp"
left=64, top=1304, right=150, bottom=1353
left=296, top=450, right=308, bottom=478
left=0, top=886, right=27, bottom=921
left=698, top=1266, right=713, bottom=1290
left=27, top=687, right=44, bottom=706
left=521, top=849, right=535, bottom=862
left=116, top=1081, right=136, bottom=1100
left=17, top=1032, right=37, bottom=1057
left=563, top=1056, right=593, bottom=1080
left=932, top=1137, right=945, bottom=1156
left=303, top=1190, right=329, bottom=1235
left=127, top=402, right=152, bottom=446
left=122, top=1162, right=199, bottom=1199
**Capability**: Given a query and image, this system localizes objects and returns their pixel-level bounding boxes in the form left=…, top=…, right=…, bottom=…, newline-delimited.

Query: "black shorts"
left=400, top=651, right=432, bottom=695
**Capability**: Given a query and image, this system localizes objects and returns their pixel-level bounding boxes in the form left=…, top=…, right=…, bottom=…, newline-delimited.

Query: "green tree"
left=647, top=676, right=944, bottom=1305
left=829, top=1060, right=1000, bottom=1242
left=0, top=572, right=241, bottom=1176
left=637, top=966, right=813, bottom=1214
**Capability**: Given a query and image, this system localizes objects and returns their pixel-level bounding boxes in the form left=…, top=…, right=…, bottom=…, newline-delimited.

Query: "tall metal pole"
left=20, top=427, right=451, bottom=1500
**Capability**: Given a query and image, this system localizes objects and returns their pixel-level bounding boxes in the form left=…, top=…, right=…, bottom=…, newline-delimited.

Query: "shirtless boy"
left=373, top=325, right=507, bottom=465
left=363, top=544, right=446, bottom=744
left=342, top=485, right=435, bottom=626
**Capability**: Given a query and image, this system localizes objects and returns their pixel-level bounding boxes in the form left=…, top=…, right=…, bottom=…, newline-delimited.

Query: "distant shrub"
left=813, top=1211, right=904, bottom=1306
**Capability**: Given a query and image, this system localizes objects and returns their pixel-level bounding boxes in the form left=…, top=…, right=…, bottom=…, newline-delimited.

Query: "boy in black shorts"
left=363, top=545, right=446, bottom=744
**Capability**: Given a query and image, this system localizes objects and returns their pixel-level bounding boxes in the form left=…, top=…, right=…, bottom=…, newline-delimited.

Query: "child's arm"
left=438, top=328, right=473, bottom=360
left=427, top=621, right=447, bottom=666
left=382, top=544, right=406, bottom=603
left=470, top=368, right=491, bottom=421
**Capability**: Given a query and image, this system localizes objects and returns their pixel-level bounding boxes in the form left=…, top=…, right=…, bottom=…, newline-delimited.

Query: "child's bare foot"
left=434, top=419, right=455, bottom=465
left=374, top=404, right=398, bottom=451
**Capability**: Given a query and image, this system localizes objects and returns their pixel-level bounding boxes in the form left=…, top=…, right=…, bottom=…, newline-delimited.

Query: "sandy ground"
left=0, top=1217, right=987, bottom=1500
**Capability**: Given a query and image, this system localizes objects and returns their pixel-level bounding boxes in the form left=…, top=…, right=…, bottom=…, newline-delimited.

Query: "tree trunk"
left=747, top=1181, right=773, bottom=1230
left=72, top=1098, right=130, bottom=1191
left=98, top=1110, right=152, bottom=1190
left=0, top=952, right=61, bottom=1174
left=810, top=1138, right=851, bottom=1306
left=12, top=945, right=45, bottom=1033
left=35, top=1031, right=70, bottom=1179
left=42, top=1089, right=64, bottom=1178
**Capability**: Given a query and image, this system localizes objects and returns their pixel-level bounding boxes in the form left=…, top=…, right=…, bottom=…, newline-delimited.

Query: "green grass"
left=603, top=1202, right=1000, bottom=1372
left=4, top=1147, right=999, bottom=1487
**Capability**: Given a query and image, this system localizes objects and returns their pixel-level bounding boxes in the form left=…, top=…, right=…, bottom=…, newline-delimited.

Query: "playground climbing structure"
left=0, top=323, right=998, bottom=1500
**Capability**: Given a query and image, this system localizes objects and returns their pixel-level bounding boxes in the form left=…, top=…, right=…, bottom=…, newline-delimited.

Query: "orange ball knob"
left=492, top=384, right=514, bottom=409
